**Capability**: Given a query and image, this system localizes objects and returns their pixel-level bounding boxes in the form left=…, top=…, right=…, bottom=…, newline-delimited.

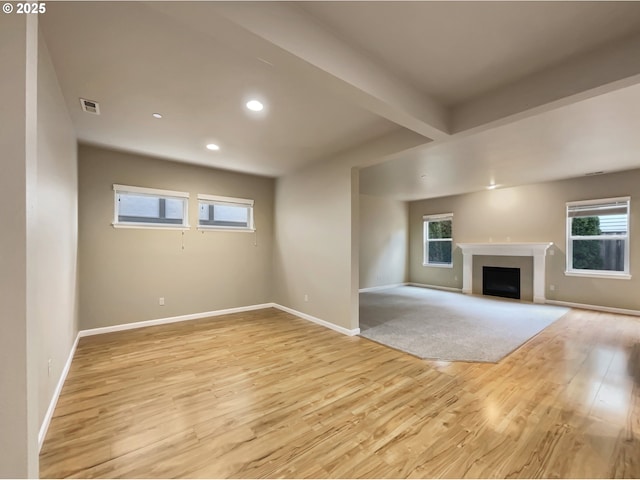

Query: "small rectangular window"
left=566, top=197, right=630, bottom=278
left=423, top=213, right=453, bottom=267
left=113, top=185, right=189, bottom=229
left=198, top=194, right=254, bottom=231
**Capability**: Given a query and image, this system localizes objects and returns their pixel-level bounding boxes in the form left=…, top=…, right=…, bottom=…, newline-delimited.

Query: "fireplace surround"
left=457, top=243, right=553, bottom=303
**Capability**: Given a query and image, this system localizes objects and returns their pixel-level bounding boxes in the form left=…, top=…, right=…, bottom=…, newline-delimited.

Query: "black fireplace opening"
left=483, top=266, right=521, bottom=300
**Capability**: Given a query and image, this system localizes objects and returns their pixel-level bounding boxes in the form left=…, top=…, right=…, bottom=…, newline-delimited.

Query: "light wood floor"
left=40, top=307, right=640, bottom=478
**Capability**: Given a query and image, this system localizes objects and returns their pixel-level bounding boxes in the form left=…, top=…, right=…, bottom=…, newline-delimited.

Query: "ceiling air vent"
left=80, top=98, right=100, bottom=115
left=585, top=171, right=605, bottom=176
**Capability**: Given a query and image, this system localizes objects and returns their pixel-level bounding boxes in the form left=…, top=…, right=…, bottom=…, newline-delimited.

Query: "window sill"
left=564, top=270, right=631, bottom=280
left=112, top=223, right=190, bottom=230
left=423, top=263, right=453, bottom=268
left=198, top=226, right=255, bottom=233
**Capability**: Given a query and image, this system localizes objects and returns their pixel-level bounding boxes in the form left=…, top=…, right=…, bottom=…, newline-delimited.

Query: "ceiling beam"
left=211, top=2, right=450, bottom=141
left=452, top=32, right=640, bottom=134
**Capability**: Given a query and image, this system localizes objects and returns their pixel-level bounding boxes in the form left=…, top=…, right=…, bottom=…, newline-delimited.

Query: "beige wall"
left=409, top=169, right=640, bottom=310
left=36, top=36, right=79, bottom=428
left=78, top=145, right=274, bottom=330
left=272, top=129, right=428, bottom=332
left=359, top=194, right=408, bottom=289
left=272, top=159, right=357, bottom=330
left=0, top=14, right=40, bottom=477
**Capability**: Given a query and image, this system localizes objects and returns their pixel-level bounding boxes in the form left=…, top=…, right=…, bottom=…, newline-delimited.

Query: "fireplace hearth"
left=483, top=266, right=521, bottom=300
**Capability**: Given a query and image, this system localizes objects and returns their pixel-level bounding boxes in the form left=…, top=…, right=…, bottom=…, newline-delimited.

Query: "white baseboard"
left=36, top=292, right=637, bottom=451
left=272, top=304, right=360, bottom=336
left=79, top=302, right=360, bottom=339
left=408, top=282, right=463, bottom=293
left=39, top=332, right=80, bottom=452
left=359, top=283, right=408, bottom=293
left=545, top=299, right=640, bottom=317
left=78, top=303, right=274, bottom=337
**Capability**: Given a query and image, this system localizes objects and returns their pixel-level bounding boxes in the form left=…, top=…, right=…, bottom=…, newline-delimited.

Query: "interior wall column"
left=0, top=12, right=39, bottom=478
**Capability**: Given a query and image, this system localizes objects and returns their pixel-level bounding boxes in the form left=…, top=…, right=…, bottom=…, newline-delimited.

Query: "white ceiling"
left=360, top=81, right=640, bottom=200
left=299, top=1, right=640, bottom=106
left=40, top=2, right=401, bottom=177
left=40, top=1, right=640, bottom=199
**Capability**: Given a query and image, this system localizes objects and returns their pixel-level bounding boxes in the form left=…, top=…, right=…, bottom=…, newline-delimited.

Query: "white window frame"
left=565, top=196, right=631, bottom=279
left=197, top=194, right=255, bottom=232
left=423, top=213, right=453, bottom=268
left=113, top=184, right=190, bottom=230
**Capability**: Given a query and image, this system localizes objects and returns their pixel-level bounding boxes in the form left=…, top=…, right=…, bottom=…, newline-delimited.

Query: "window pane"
left=164, top=198, right=184, bottom=220
left=198, top=203, right=210, bottom=221
left=572, top=215, right=627, bottom=236
left=599, top=214, right=628, bottom=235
left=572, top=239, right=625, bottom=271
left=428, top=220, right=452, bottom=239
left=428, top=240, right=452, bottom=264
left=198, top=202, right=251, bottom=228
left=214, top=205, right=248, bottom=224
left=119, top=194, right=159, bottom=218
left=117, top=193, right=184, bottom=224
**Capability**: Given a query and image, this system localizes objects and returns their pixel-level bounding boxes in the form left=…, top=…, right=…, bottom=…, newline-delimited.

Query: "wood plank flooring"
left=40, top=307, right=640, bottom=478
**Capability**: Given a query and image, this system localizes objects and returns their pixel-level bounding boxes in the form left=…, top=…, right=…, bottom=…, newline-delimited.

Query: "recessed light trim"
left=487, top=184, right=497, bottom=190
left=152, top=113, right=163, bottom=119
left=246, top=100, right=264, bottom=112
left=206, top=143, right=220, bottom=151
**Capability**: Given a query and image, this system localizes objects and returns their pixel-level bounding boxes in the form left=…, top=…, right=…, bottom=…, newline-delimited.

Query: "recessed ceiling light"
left=246, top=100, right=264, bottom=112
left=152, top=113, right=162, bottom=119
left=206, top=143, right=220, bottom=151
left=487, top=184, right=497, bottom=190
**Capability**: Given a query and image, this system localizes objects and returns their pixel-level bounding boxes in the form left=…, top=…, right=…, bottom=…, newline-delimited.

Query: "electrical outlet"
left=550, top=285, right=556, bottom=291
left=159, top=297, right=165, bottom=306
left=304, top=294, right=309, bottom=302
left=454, top=276, right=458, bottom=281
left=48, top=358, right=52, bottom=377
left=549, top=249, right=555, bottom=256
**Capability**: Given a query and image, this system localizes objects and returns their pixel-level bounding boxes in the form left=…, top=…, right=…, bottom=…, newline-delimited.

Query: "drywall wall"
left=272, top=159, right=357, bottom=330
left=359, top=194, right=408, bottom=289
left=78, top=145, right=274, bottom=329
left=272, top=129, right=427, bottom=332
left=409, top=169, right=640, bottom=310
left=0, top=13, right=39, bottom=478
left=36, top=35, right=79, bottom=428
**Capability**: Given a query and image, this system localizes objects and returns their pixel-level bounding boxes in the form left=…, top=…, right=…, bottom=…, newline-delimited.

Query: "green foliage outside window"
left=427, top=220, right=452, bottom=264
left=571, top=216, right=603, bottom=270
left=428, top=220, right=452, bottom=239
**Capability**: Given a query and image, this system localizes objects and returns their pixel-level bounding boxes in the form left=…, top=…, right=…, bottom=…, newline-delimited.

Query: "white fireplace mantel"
left=457, top=242, right=553, bottom=304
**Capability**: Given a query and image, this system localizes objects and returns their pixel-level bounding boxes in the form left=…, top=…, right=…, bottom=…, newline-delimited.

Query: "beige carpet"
left=359, top=286, right=569, bottom=363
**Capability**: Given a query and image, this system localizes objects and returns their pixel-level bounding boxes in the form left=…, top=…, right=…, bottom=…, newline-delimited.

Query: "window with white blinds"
left=113, top=185, right=189, bottom=229
left=197, top=194, right=254, bottom=231
left=566, top=197, right=630, bottom=278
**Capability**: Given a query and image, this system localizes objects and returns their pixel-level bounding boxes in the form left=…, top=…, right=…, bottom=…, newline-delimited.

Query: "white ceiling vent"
left=80, top=98, right=100, bottom=115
